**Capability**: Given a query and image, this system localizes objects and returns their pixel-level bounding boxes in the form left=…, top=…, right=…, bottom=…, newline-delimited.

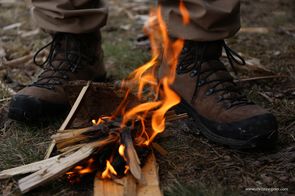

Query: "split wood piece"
left=94, top=175, right=136, bottom=196
left=0, top=155, right=61, bottom=180
left=52, top=112, right=188, bottom=149
left=57, top=133, right=119, bottom=153
left=0, top=134, right=118, bottom=182
left=44, top=81, right=91, bottom=159
left=94, top=153, right=162, bottom=196
left=52, top=124, right=109, bottom=150
left=121, top=128, right=142, bottom=181
left=56, top=112, right=188, bottom=137
left=18, top=145, right=96, bottom=194
left=137, top=153, right=162, bottom=196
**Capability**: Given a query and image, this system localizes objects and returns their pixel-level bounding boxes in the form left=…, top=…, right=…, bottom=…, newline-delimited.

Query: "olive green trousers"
left=32, top=0, right=240, bottom=41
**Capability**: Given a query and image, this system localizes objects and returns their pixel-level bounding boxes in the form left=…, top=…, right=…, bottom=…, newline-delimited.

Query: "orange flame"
left=179, top=0, right=190, bottom=25
left=117, top=6, right=185, bottom=145
left=124, top=165, right=130, bottom=174
left=118, top=144, right=125, bottom=157
left=101, top=160, right=118, bottom=179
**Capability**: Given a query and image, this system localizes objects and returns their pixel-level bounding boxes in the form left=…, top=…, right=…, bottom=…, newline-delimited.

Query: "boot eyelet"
left=198, top=80, right=205, bottom=86
left=217, top=95, right=223, bottom=102
left=206, top=88, right=214, bottom=96
left=190, top=69, right=198, bottom=77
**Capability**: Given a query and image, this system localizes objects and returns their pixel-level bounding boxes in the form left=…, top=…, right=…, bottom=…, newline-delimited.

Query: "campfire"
left=0, top=3, right=190, bottom=195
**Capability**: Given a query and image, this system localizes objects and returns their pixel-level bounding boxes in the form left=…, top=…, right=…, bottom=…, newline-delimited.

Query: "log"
left=0, top=155, right=61, bottom=179
left=93, top=153, right=162, bottom=196
left=94, top=174, right=137, bottom=196
left=137, top=154, right=162, bottom=196
left=18, top=145, right=95, bottom=194
left=94, top=177, right=125, bottom=196
left=121, top=129, right=142, bottom=181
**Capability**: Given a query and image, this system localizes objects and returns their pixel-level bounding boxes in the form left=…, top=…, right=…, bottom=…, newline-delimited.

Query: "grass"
left=102, top=38, right=150, bottom=79
left=0, top=119, right=63, bottom=171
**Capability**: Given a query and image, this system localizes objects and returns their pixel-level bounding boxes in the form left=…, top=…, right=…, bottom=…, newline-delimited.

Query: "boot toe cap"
left=8, top=94, right=68, bottom=122
left=203, top=113, right=278, bottom=148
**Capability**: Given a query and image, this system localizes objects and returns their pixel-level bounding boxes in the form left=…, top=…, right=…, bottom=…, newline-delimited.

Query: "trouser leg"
left=31, top=0, right=108, bottom=33
left=159, top=0, right=241, bottom=41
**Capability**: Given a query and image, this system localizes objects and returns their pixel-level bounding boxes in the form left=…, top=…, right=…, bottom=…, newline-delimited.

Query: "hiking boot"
left=8, top=32, right=106, bottom=122
left=171, top=40, right=278, bottom=149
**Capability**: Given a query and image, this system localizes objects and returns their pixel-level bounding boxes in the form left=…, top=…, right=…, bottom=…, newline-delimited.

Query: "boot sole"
left=8, top=95, right=69, bottom=123
left=175, top=98, right=277, bottom=149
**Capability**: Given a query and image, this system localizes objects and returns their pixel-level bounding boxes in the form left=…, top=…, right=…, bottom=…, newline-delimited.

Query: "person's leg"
left=159, top=0, right=240, bottom=41
left=159, top=0, right=278, bottom=149
left=8, top=0, right=108, bottom=122
left=32, top=0, right=108, bottom=33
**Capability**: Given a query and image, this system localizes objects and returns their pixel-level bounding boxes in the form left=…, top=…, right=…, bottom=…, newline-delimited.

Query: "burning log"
left=0, top=82, right=187, bottom=194
left=18, top=145, right=97, bottom=193
left=121, top=128, right=142, bottom=181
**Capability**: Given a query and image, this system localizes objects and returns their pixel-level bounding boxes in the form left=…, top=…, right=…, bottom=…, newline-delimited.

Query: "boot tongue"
left=33, top=34, right=86, bottom=88
left=186, top=40, right=223, bottom=60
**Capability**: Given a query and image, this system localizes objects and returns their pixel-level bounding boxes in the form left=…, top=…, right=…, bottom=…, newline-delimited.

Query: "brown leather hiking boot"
left=171, top=40, right=278, bottom=149
left=8, top=32, right=106, bottom=122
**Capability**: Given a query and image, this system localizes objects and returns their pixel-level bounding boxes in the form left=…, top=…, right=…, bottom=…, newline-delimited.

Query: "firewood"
left=0, top=155, right=61, bottom=179
left=137, top=154, right=162, bottom=196
left=94, top=177, right=125, bottom=196
left=93, top=154, right=162, bottom=196
left=44, top=81, right=91, bottom=159
left=54, top=128, right=118, bottom=152
left=17, top=134, right=118, bottom=193
left=18, top=145, right=96, bottom=193
left=59, top=134, right=120, bottom=153
left=124, top=175, right=137, bottom=196
left=121, top=128, right=142, bottom=181
left=0, top=81, right=186, bottom=194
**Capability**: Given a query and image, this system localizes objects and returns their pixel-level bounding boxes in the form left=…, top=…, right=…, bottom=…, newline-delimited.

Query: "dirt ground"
left=0, top=0, right=294, bottom=195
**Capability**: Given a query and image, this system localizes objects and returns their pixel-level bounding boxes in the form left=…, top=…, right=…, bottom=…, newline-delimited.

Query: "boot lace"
left=177, top=40, right=253, bottom=109
left=31, top=33, right=95, bottom=90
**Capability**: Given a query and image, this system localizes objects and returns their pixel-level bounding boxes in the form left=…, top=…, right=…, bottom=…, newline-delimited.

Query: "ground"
left=0, top=0, right=294, bottom=195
